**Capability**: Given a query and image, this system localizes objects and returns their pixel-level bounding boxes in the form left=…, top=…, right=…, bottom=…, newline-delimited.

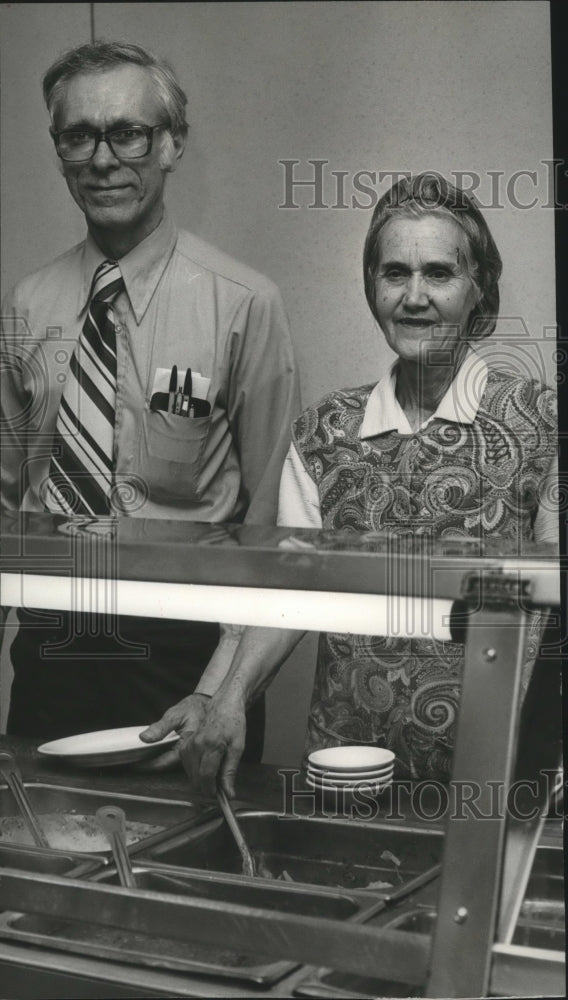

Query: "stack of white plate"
left=307, top=746, right=395, bottom=797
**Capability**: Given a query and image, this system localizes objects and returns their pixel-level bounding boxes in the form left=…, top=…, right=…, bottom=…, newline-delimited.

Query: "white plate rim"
left=306, top=774, right=393, bottom=791
left=37, top=726, right=179, bottom=757
left=307, top=774, right=394, bottom=787
left=307, top=747, right=395, bottom=770
left=306, top=783, right=393, bottom=797
left=307, top=764, right=394, bottom=780
left=307, top=771, right=393, bottom=785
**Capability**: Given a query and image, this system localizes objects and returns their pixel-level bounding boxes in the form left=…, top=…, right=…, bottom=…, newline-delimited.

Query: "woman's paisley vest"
left=292, top=371, right=556, bottom=779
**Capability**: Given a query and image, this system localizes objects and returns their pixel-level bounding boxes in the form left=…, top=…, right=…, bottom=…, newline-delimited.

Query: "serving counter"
left=0, top=737, right=561, bottom=999
left=0, top=513, right=565, bottom=998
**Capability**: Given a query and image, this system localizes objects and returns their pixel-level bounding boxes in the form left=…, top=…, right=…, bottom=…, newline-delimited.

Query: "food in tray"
left=253, top=851, right=395, bottom=890
left=0, top=813, right=164, bottom=852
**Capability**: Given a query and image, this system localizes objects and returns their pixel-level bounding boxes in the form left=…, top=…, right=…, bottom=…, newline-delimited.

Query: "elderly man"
left=1, top=41, right=299, bottom=761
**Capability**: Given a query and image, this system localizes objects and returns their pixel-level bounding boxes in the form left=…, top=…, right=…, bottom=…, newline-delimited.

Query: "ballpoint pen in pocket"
left=182, top=368, right=193, bottom=417
left=168, top=365, right=178, bottom=413
left=174, top=388, right=184, bottom=414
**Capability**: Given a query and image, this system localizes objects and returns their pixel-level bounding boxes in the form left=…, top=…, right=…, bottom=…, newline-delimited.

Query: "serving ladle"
left=216, top=786, right=256, bottom=877
left=96, top=805, right=137, bottom=888
left=0, top=750, right=50, bottom=849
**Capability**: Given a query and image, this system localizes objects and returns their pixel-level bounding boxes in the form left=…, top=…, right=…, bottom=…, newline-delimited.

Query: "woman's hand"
left=179, top=682, right=247, bottom=799
left=177, top=627, right=304, bottom=795
left=140, top=626, right=303, bottom=787
left=138, top=694, right=211, bottom=771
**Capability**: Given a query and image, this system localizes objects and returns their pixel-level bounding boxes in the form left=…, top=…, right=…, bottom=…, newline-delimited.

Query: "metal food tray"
left=0, top=842, right=101, bottom=879
left=0, top=782, right=215, bottom=857
left=512, top=844, right=565, bottom=951
left=0, top=861, right=386, bottom=986
left=293, top=880, right=439, bottom=998
left=136, top=810, right=444, bottom=897
left=294, top=847, right=565, bottom=999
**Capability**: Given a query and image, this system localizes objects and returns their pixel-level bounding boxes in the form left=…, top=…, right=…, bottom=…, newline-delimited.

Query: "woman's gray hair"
left=43, top=40, right=188, bottom=138
left=363, top=172, right=503, bottom=341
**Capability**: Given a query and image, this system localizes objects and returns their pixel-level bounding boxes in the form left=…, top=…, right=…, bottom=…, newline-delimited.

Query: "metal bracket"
left=461, top=570, right=533, bottom=608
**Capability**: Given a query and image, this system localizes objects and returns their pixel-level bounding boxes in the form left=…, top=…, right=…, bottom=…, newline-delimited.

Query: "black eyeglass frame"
left=50, top=123, right=170, bottom=162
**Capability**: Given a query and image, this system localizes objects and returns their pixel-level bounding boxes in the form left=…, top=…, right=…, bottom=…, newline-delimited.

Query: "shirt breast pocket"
left=139, top=408, right=211, bottom=502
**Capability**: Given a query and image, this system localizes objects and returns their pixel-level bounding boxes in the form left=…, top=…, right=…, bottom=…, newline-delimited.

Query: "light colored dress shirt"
left=278, top=349, right=558, bottom=547
left=1, top=213, right=300, bottom=526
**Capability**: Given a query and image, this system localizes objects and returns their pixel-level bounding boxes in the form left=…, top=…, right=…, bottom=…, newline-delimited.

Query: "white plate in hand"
left=37, top=726, right=179, bottom=767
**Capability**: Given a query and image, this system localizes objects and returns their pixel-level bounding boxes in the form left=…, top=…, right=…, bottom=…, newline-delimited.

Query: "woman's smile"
left=396, top=317, right=436, bottom=328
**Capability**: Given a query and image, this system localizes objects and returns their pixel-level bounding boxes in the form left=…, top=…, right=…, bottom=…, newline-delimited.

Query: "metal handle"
left=96, top=805, right=136, bottom=889
left=0, top=751, right=50, bottom=849
left=216, top=787, right=256, bottom=877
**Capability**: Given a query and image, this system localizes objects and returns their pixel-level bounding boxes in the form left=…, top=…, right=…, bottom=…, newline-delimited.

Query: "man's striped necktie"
left=44, top=260, right=124, bottom=516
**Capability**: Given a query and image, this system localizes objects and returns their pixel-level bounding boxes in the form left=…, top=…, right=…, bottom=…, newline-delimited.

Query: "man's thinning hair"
left=43, top=40, right=188, bottom=136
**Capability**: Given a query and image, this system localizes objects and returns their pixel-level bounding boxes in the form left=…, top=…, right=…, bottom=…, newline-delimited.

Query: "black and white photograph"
left=0, top=3, right=565, bottom=998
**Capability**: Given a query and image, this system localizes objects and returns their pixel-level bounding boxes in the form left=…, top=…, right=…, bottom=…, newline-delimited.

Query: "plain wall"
left=0, top=2, right=556, bottom=762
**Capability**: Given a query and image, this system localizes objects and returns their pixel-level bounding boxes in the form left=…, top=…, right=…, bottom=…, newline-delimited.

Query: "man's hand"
left=138, top=694, right=211, bottom=771
left=179, top=683, right=247, bottom=799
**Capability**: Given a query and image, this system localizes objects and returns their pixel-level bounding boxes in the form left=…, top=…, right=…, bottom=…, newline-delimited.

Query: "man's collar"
left=78, top=213, right=178, bottom=323
left=359, top=348, right=489, bottom=439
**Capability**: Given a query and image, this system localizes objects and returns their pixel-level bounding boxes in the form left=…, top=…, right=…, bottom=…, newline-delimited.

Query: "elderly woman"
left=143, top=173, right=557, bottom=793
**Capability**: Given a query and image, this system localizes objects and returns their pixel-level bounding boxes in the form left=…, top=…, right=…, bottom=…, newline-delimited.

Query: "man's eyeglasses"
left=51, top=124, right=169, bottom=162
